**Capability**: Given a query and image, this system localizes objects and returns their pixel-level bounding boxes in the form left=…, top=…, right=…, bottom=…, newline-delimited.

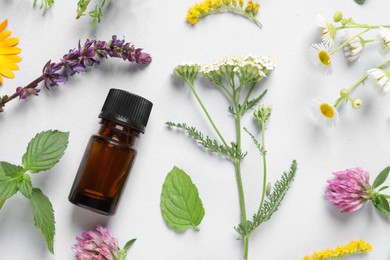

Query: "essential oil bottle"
left=69, top=89, right=153, bottom=215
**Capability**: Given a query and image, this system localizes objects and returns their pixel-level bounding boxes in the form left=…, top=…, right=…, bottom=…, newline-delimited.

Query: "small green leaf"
left=18, top=175, right=33, bottom=198
left=0, top=161, right=24, bottom=177
left=29, top=188, right=55, bottom=253
left=160, top=166, right=205, bottom=231
left=22, top=130, right=69, bottom=173
left=372, top=166, right=390, bottom=189
left=123, top=238, right=136, bottom=251
left=373, top=195, right=390, bottom=215
left=0, top=175, right=19, bottom=201
left=354, top=0, right=365, bottom=5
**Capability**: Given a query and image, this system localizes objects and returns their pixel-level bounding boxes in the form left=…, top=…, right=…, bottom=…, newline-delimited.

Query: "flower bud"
left=266, top=182, right=272, bottom=196
left=340, top=88, right=350, bottom=98
left=254, top=105, right=272, bottom=125
left=333, top=11, right=343, bottom=22
left=352, top=98, right=363, bottom=109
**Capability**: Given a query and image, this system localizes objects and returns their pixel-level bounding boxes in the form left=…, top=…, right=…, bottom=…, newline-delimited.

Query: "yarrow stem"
left=0, top=36, right=151, bottom=113
left=256, top=119, right=267, bottom=216
left=187, top=82, right=231, bottom=150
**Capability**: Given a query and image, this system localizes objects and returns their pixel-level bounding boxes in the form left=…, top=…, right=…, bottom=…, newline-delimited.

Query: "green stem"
left=188, top=83, right=231, bottom=150
left=234, top=110, right=249, bottom=259
left=205, top=6, right=263, bottom=28
left=0, top=200, right=5, bottom=209
left=330, top=28, right=369, bottom=55
left=239, top=82, right=257, bottom=114
left=244, top=236, right=249, bottom=260
left=256, top=122, right=267, bottom=216
left=334, top=59, right=390, bottom=108
left=338, top=24, right=390, bottom=29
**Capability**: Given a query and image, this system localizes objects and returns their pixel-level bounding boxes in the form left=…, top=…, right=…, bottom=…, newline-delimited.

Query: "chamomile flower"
left=317, top=15, right=337, bottom=47
left=311, top=99, right=340, bottom=127
left=378, top=30, right=390, bottom=56
left=367, top=68, right=390, bottom=95
left=342, top=32, right=365, bottom=62
left=310, top=43, right=333, bottom=74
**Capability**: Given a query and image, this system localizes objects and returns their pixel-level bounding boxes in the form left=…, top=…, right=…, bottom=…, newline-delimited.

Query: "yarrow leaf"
left=29, top=188, right=55, bottom=253
left=372, top=166, right=390, bottom=189
left=160, top=166, right=205, bottom=231
left=236, top=160, right=297, bottom=235
left=241, top=90, right=267, bottom=115
left=22, top=130, right=69, bottom=173
left=166, top=122, right=232, bottom=158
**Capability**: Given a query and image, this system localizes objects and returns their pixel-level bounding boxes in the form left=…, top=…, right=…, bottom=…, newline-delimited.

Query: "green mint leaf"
left=373, top=195, right=390, bottom=215
left=22, top=130, right=69, bottom=173
left=354, top=0, right=365, bottom=4
left=29, top=188, right=55, bottom=253
left=123, top=238, right=136, bottom=251
left=0, top=175, right=19, bottom=201
left=18, top=174, right=33, bottom=198
left=160, top=166, right=205, bottom=231
left=0, top=161, right=24, bottom=177
left=372, top=166, right=390, bottom=189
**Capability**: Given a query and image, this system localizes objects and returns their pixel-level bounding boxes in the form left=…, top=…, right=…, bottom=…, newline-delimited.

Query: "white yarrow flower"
left=367, top=68, right=390, bottom=95
left=342, top=33, right=364, bottom=62
left=378, top=30, right=390, bottom=56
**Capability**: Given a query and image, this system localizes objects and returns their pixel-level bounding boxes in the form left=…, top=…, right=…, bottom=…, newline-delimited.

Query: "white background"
left=1, top=0, right=390, bottom=259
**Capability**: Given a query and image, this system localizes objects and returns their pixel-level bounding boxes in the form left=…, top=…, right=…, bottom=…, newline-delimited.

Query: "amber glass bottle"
left=69, top=89, right=153, bottom=215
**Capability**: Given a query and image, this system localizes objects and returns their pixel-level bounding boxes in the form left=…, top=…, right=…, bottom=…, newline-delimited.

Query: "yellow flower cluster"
left=186, top=0, right=261, bottom=25
left=245, top=0, right=260, bottom=15
left=304, top=240, right=373, bottom=260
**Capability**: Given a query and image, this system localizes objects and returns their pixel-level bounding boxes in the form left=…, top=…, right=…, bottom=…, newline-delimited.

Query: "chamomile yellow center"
left=318, top=50, right=331, bottom=66
left=320, top=103, right=335, bottom=118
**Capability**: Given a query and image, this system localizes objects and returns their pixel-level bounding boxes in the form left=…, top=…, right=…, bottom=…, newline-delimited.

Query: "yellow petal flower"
left=0, top=19, right=21, bottom=85
left=0, top=37, right=19, bottom=47
left=0, top=19, right=7, bottom=33
left=0, top=63, right=15, bottom=78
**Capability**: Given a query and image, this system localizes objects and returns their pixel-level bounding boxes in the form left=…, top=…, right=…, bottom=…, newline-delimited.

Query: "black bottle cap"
left=99, top=89, right=153, bottom=133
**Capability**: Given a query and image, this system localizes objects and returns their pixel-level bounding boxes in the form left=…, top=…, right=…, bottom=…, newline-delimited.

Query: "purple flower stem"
left=0, top=36, right=152, bottom=113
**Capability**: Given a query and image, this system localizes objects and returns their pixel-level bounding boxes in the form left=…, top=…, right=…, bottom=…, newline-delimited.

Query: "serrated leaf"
left=123, top=238, right=136, bottom=251
left=22, top=130, right=69, bottom=173
left=0, top=175, right=19, bottom=201
left=241, top=89, right=267, bottom=115
left=237, top=160, right=297, bottom=236
left=166, top=122, right=232, bottom=158
left=160, top=166, right=205, bottom=231
left=18, top=175, right=33, bottom=198
left=0, top=161, right=24, bottom=177
left=373, top=195, right=390, bottom=215
left=373, top=166, right=390, bottom=189
left=29, top=188, right=55, bottom=253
